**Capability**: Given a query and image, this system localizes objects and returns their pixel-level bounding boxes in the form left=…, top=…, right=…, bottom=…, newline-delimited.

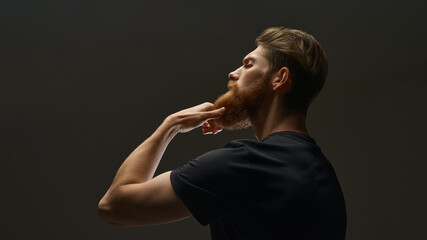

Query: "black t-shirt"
left=170, top=131, right=347, bottom=240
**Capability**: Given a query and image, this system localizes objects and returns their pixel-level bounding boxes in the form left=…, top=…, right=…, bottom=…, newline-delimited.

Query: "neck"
left=250, top=95, right=310, bottom=141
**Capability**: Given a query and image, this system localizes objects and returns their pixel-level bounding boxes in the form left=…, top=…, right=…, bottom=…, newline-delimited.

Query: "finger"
left=202, top=125, right=215, bottom=134
left=202, top=127, right=213, bottom=135
left=203, top=120, right=217, bottom=130
left=205, top=125, right=223, bottom=135
left=213, top=128, right=223, bottom=135
left=203, top=120, right=223, bottom=135
left=203, top=107, right=225, bottom=120
left=202, top=121, right=216, bottom=134
left=213, top=124, right=223, bottom=133
left=194, top=102, right=214, bottom=112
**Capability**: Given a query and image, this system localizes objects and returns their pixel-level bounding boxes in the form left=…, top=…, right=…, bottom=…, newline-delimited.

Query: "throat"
left=250, top=99, right=309, bottom=141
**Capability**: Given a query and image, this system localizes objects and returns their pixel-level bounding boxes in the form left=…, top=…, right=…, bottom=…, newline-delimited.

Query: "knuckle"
left=203, top=102, right=214, bottom=107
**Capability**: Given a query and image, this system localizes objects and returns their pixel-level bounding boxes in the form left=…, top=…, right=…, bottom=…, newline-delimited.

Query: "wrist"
left=161, top=115, right=181, bottom=137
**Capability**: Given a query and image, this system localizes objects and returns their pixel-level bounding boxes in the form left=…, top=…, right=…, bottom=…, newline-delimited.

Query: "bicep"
left=110, top=171, right=191, bottom=226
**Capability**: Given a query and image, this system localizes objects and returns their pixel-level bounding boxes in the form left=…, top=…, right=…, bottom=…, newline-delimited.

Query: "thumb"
left=203, top=107, right=225, bottom=120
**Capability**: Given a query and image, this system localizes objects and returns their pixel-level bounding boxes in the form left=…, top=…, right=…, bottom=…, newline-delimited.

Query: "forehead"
left=243, top=46, right=268, bottom=63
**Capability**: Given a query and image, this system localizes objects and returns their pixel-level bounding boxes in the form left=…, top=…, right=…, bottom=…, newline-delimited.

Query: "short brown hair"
left=256, top=27, right=328, bottom=114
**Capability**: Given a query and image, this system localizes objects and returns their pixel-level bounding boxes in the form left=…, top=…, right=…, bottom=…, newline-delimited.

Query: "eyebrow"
left=242, top=56, right=256, bottom=64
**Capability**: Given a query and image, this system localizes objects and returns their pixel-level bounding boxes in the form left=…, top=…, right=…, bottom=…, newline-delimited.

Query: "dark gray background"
left=1, top=0, right=426, bottom=239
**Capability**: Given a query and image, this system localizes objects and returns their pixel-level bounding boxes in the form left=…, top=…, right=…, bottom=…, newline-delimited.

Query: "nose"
left=228, top=69, right=239, bottom=81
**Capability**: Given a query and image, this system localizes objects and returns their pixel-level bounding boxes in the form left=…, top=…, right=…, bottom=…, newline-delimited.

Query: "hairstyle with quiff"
left=256, top=27, right=328, bottom=114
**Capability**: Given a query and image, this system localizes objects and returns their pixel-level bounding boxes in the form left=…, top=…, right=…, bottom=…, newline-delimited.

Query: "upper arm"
left=99, top=171, right=191, bottom=226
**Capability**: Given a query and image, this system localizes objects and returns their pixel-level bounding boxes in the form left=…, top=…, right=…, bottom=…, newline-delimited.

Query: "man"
left=98, top=27, right=347, bottom=240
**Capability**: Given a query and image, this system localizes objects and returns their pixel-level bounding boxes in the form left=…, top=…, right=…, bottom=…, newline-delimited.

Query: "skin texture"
left=98, top=45, right=310, bottom=226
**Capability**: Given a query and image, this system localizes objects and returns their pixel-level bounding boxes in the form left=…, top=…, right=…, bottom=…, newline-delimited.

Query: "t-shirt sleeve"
left=170, top=141, right=251, bottom=225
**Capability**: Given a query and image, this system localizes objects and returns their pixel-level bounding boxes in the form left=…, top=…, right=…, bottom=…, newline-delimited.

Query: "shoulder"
left=171, top=139, right=256, bottom=192
left=199, top=139, right=254, bottom=159
left=176, top=139, right=254, bottom=175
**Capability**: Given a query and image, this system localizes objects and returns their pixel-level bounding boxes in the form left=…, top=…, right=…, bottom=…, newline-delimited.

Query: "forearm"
left=109, top=116, right=179, bottom=188
left=98, top=103, right=224, bottom=226
left=104, top=103, right=224, bottom=190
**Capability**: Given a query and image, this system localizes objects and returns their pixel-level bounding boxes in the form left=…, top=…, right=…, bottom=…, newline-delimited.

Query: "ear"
left=271, top=67, right=291, bottom=93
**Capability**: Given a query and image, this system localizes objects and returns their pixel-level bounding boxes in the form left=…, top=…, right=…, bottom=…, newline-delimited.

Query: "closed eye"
left=242, top=57, right=255, bottom=68
left=243, top=61, right=253, bottom=68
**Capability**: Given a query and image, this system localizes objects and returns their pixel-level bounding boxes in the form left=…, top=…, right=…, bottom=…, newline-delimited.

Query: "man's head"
left=212, top=46, right=272, bottom=130
left=212, top=27, right=328, bottom=130
left=256, top=27, right=328, bottom=114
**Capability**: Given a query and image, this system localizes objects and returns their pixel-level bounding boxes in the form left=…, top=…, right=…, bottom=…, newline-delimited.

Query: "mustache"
left=227, top=82, right=237, bottom=91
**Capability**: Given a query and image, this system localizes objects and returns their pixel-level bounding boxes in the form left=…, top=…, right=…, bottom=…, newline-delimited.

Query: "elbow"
left=98, top=197, right=118, bottom=226
left=98, top=196, right=130, bottom=227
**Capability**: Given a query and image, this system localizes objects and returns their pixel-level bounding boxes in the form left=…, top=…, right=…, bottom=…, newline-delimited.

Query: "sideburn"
left=242, top=78, right=271, bottom=117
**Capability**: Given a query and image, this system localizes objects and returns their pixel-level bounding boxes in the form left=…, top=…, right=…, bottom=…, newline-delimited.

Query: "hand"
left=202, top=119, right=223, bottom=135
left=168, top=102, right=225, bottom=134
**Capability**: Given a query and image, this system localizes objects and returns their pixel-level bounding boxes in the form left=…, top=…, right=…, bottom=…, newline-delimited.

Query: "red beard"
left=211, top=79, right=270, bottom=130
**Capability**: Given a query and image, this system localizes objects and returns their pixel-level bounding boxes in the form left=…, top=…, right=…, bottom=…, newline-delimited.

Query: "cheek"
left=238, top=69, right=265, bottom=88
